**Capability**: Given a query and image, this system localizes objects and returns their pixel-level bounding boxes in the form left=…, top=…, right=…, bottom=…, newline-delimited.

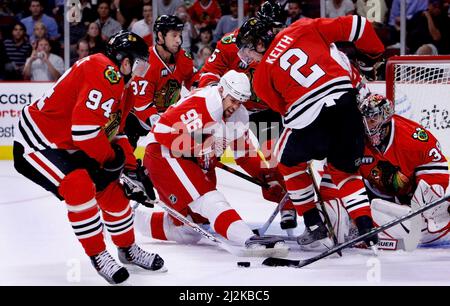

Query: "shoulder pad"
left=221, top=33, right=236, bottom=45
left=104, top=65, right=122, bottom=85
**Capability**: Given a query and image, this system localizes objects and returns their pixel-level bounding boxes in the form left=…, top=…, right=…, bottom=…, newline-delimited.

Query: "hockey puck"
left=237, top=261, right=251, bottom=267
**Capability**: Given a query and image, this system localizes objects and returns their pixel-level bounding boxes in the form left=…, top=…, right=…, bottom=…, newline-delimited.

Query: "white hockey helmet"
left=219, top=70, right=251, bottom=102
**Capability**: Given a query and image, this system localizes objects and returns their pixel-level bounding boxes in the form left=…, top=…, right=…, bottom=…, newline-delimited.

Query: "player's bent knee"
left=189, top=190, right=230, bottom=220
left=59, top=169, right=96, bottom=205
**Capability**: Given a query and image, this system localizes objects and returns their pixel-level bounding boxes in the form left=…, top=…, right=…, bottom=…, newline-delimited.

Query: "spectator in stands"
left=71, top=39, right=90, bottom=65
left=285, top=0, right=305, bottom=25
left=356, top=0, right=388, bottom=24
left=214, top=0, right=238, bottom=42
left=388, top=0, right=428, bottom=30
left=23, top=37, right=64, bottom=81
left=81, top=0, right=98, bottom=25
left=21, top=0, right=60, bottom=41
left=157, top=0, right=184, bottom=16
left=131, top=3, right=154, bottom=46
left=95, top=0, right=122, bottom=40
left=415, top=43, right=439, bottom=55
left=194, top=26, right=213, bottom=54
left=30, top=21, right=47, bottom=47
left=325, top=0, right=355, bottom=17
left=188, top=0, right=222, bottom=29
left=407, top=0, right=450, bottom=54
left=194, top=45, right=213, bottom=69
left=83, top=22, right=106, bottom=54
left=112, top=0, right=142, bottom=29
left=0, top=0, right=14, bottom=16
left=3, top=21, right=32, bottom=80
left=176, top=5, right=199, bottom=52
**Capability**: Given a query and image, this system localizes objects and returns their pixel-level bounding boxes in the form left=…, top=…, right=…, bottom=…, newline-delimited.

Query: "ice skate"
left=90, top=250, right=129, bottom=285
left=118, top=243, right=167, bottom=272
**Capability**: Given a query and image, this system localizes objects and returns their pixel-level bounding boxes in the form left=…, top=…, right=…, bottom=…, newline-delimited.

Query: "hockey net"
left=386, top=55, right=450, bottom=111
left=386, top=55, right=450, bottom=156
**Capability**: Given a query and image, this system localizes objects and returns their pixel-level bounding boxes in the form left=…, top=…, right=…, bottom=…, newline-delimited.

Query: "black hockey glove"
left=356, top=51, right=384, bottom=81
left=69, top=143, right=125, bottom=192
left=122, top=160, right=155, bottom=208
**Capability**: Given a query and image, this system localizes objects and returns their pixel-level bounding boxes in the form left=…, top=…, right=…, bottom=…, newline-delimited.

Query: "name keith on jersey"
left=266, top=35, right=294, bottom=65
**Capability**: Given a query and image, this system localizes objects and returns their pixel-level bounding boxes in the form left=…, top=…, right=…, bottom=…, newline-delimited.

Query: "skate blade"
left=122, top=263, right=168, bottom=274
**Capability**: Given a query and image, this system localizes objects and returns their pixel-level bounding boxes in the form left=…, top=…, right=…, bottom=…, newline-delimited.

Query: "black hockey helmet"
left=257, top=1, right=285, bottom=27
left=236, top=17, right=275, bottom=51
left=153, top=14, right=184, bottom=36
left=105, top=30, right=149, bottom=67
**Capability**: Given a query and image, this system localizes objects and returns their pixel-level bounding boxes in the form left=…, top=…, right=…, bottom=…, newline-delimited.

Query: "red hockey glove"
left=259, top=167, right=286, bottom=203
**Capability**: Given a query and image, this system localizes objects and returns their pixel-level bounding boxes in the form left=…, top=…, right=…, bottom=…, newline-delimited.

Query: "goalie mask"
left=358, top=93, right=395, bottom=146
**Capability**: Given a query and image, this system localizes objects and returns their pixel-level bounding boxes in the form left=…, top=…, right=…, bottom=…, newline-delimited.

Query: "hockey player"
left=321, top=93, right=450, bottom=249
left=197, top=1, right=298, bottom=230
left=236, top=15, right=385, bottom=247
left=125, top=15, right=195, bottom=148
left=13, top=31, right=165, bottom=284
left=134, top=70, right=287, bottom=253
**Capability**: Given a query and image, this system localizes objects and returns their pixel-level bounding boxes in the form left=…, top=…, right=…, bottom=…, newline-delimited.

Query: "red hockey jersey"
left=130, top=46, right=194, bottom=126
left=253, top=15, right=384, bottom=129
left=188, top=0, right=222, bottom=28
left=17, top=53, right=131, bottom=166
left=198, top=30, right=267, bottom=112
left=360, top=115, right=449, bottom=204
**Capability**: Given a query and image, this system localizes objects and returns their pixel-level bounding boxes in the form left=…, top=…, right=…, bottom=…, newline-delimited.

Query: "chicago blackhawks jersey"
left=15, top=53, right=131, bottom=165
left=130, top=46, right=194, bottom=126
left=199, top=30, right=266, bottom=112
left=360, top=115, right=449, bottom=204
left=253, top=15, right=385, bottom=129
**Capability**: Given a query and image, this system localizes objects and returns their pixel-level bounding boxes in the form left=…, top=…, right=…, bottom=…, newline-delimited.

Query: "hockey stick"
left=254, top=193, right=290, bottom=236
left=216, top=162, right=269, bottom=188
left=262, top=193, right=450, bottom=268
left=307, top=163, right=342, bottom=257
left=122, top=174, right=288, bottom=258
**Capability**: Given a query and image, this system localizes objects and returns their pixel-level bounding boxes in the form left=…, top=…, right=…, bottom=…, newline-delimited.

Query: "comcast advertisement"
left=0, top=82, right=53, bottom=158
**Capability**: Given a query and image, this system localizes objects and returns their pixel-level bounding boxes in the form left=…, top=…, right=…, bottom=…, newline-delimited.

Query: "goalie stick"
left=121, top=174, right=288, bottom=258
left=262, top=193, right=450, bottom=268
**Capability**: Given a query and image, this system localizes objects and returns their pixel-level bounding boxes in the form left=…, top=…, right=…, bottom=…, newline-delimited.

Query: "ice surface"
left=1, top=160, right=450, bottom=286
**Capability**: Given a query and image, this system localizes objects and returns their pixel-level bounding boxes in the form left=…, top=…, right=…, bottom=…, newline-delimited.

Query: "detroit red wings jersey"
left=360, top=115, right=449, bottom=204
left=130, top=46, right=194, bottom=125
left=198, top=30, right=266, bottom=112
left=253, top=15, right=385, bottom=129
left=16, top=53, right=130, bottom=165
left=150, top=85, right=250, bottom=158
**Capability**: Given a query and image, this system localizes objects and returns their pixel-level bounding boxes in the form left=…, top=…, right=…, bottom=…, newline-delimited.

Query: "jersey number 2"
left=280, top=48, right=325, bottom=88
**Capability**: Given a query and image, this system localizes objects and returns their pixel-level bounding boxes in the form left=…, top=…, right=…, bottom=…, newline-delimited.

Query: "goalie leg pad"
left=371, top=198, right=423, bottom=251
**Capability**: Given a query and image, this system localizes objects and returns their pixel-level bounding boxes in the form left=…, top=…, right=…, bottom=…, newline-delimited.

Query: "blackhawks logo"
left=412, top=127, right=429, bottom=142
left=221, top=34, right=236, bottom=44
left=154, top=79, right=182, bottom=111
left=104, top=110, right=122, bottom=141
left=104, top=66, right=121, bottom=84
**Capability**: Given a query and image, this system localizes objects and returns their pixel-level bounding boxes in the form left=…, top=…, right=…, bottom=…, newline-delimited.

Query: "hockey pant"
left=13, top=142, right=134, bottom=257
left=142, top=143, right=254, bottom=246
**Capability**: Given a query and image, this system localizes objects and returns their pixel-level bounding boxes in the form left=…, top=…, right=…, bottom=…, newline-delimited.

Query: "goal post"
left=385, top=55, right=450, bottom=157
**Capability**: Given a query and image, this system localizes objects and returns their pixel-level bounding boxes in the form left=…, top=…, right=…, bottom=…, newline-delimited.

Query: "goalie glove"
left=122, top=160, right=155, bottom=208
left=411, top=180, right=450, bottom=233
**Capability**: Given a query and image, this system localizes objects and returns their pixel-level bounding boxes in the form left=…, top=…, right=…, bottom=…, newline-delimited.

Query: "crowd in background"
left=0, top=0, right=449, bottom=81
